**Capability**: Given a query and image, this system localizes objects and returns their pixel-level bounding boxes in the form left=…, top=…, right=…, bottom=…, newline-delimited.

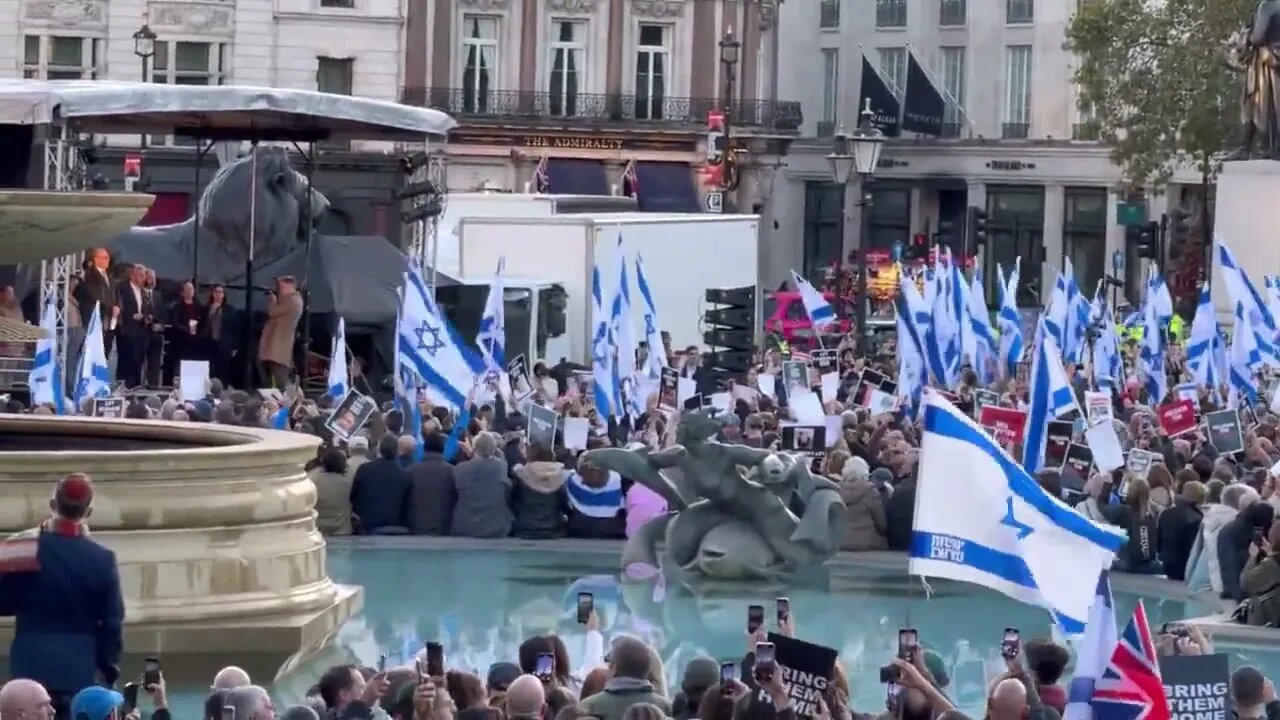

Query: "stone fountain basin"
left=0, top=415, right=361, bottom=680
left=0, top=191, right=154, bottom=263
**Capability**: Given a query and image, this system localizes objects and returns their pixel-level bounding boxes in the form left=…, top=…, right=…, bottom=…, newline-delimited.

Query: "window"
left=940, top=46, right=965, bottom=137
left=633, top=24, right=669, bottom=121
left=1007, top=0, right=1033, bottom=23
left=985, top=187, right=1046, bottom=306
left=461, top=15, right=499, bottom=114
left=820, top=0, right=839, bottom=28
left=548, top=20, right=585, bottom=117
left=820, top=48, right=839, bottom=136
left=1064, top=188, right=1107, bottom=295
left=1073, top=94, right=1098, bottom=140
left=320, top=0, right=354, bottom=7
left=1003, top=45, right=1032, bottom=138
left=876, top=0, right=907, bottom=28
left=803, top=182, right=845, bottom=277
left=23, top=35, right=100, bottom=79
left=868, top=188, right=911, bottom=251
left=317, top=57, right=353, bottom=95
left=877, top=47, right=907, bottom=97
left=940, top=0, right=966, bottom=25
left=151, top=41, right=227, bottom=85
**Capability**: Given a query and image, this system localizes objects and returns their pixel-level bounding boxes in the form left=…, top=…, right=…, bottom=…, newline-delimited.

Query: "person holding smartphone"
left=1241, top=521, right=1280, bottom=626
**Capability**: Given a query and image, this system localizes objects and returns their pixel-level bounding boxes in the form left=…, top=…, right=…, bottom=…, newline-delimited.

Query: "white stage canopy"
left=0, top=80, right=455, bottom=140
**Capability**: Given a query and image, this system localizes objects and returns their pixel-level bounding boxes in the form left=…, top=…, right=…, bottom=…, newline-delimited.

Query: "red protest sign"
left=1158, top=399, right=1198, bottom=437
left=979, top=405, right=1028, bottom=447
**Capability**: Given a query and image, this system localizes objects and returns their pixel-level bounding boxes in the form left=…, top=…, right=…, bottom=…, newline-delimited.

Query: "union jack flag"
left=533, top=155, right=550, bottom=194
left=1090, top=600, right=1171, bottom=720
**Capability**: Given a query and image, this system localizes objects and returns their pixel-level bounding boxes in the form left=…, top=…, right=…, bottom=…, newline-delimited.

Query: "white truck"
left=433, top=192, right=636, bottom=279
left=457, top=213, right=761, bottom=364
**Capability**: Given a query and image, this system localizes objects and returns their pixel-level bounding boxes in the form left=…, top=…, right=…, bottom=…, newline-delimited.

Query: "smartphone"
left=533, top=652, right=555, bottom=682
left=1162, top=622, right=1189, bottom=637
left=1001, top=628, right=1020, bottom=659
left=122, top=683, right=140, bottom=713
left=221, top=707, right=236, bottom=720
left=577, top=592, right=594, bottom=625
left=747, top=604, right=765, bottom=633
left=425, top=641, right=444, bottom=677
left=1255, top=527, right=1267, bottom=544
left=754, top=642, right=777, bottom=682
left=897, top=629, right=918, bottom=662
left=720, top=662, right=736, bottom=694
left=143, top=656, right=161, bottom=687
left=775, top=597, right=790, bottom=625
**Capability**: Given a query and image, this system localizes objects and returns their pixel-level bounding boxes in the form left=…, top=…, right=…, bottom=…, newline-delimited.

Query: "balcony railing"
left=401, top=87, right=804, bottom=131
left=940, top=0, right=966, bottom=26
left=876, top=0, right=907, bottom=28
left=1006, top=0, right=1033, bottom=23
left=1002, top=122, right=1030, bottom=139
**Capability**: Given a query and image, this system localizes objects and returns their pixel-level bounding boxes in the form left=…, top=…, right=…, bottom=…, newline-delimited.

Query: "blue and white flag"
left=998, top=261, right=1024, bottom=381
left=1186, top=285, right=1218, bottom=390
left=1140, top=270, right=1167, bottom=404
left=28, top=295, right=65, bottom=414
left=950, top=255, right=976, bottom=375
left=1022, top=317, right=1081, bottom=474
left=272, top=404, right=290, bottom=429
left=591, top=264, right=618, bottom=417
left=1146, top=269, right=1173, bottom=327
left=634, top=254, right=668, bottom=377
left=477, top=257, right=506, bottom=369
left=328, top=317, right=349, bottom=400
left=1230, top=301, right=1260, bottom=409
left=1045, top=271, right=1070, bottom=354
left=75, top=302, right=111, bottom=408
left=611, top=238, right=639, bottom=416
left=910, top=391, right=1126, bottom=634
left=1064, top=572, right=1118, bottom=720
left=1267, top=276, right=1280, bottom=341
left=791, top=270, right=836, bottom=330
left=398, top=260, right=485, bottom=409
left=894, top=279, right=929, bottom=410
left=566, top=470, right=623, bottom=518
left=969, top=270, right=997, bottom=386
left=396, top=366, right=426, bottom=462
left=1091, top=302, right=1122, bottom=393
left=1067, top=265, right=1091, bottom=365
left=1217, top=237, right=1276, bottom=334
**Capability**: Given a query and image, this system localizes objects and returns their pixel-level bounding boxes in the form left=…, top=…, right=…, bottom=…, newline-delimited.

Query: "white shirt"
left=130, top=283, right=142, bottom=314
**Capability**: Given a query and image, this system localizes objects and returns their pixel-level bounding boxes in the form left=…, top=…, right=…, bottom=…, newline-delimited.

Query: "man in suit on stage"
left=73, top=248, right=118, bottom=356
left=0, top=473, right=124, bottom=719
left=258, top=276, right=303, bottom=389
left=115, top=264, right=155, bottom=388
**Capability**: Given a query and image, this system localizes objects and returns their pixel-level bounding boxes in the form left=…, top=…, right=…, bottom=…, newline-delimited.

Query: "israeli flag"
left=477, top=257, right=506, bottom=369
left=75, top=302, right=111, bottom=408
left=28, top=295, right=65, bottom=414
left=1045, top=272, right=1070, bottom=353
left=591, top=264, right=618, bottom=417
left=566, top=470, right=623, bottom=518
left=1217, top=237, right=1276, bottom=334
left=1022, top=317, right=1080, bottom=474
left=611, top=238, right=640, bottom=416
left=1230, top=301, right=1261, bottom=409
left=1147, top=268, right=1174, bottom=326
left=997, top=261, right=1024, bottom=380
left=1186, top=285, right=1217, bottom=390
left=950, top=256, right=976, bottom=374
left=397, top=367, right=425, bottom=462
left=1063, top=572, right=1118, bottom=720
left=893, top=281, right=929, bottom=410
left=1091, top=302, right=1122, bottom=393
left=1140, top=273, right=1167, bottom=404
left=1067, top=267, right=1091, bottom=365
left=791, top=270, right=836, bottom=329
left=1267, top=276, right=1280, bottom=341
left=398, top=260, right=485, bottom=409
left=968, top=270, right=997, bottom=386
left=327, top=317, right=349, bottom=400
left=910, top=391, right=1126, bottom=634
left=634, top=254, right=668, bottom=377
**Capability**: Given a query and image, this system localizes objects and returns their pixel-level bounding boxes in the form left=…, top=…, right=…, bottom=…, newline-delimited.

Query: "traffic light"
left=702, top=286, right=755, bottom=375
left=967, top=206, right=989, bottom=249
left=1166, top=208, right=1193, bottom=262
left=905, top=233, right=929, bottom=262
left=1128, top=221, right=1159, bottom=259
left=936, top=220, right=960, bottom=251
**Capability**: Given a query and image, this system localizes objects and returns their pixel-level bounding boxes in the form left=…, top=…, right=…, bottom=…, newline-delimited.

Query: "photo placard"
left=324, top=390, right=377, bottom=443
left=780, top=425, right=827, bottom=456
left=1061, top=442, right=1094, bottom=479
left=1205, top=409, right=1244, bottom=456
left=507, top=354, right=535, bottom=403
left=526, top=404, right=559, bottom=448
left=658, top=367, right=679, bottom=413
left=90, top=397, right=125, bottom=419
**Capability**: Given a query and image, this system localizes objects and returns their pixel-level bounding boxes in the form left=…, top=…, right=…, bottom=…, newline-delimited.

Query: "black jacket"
left=407, top=452, right=456, bottom=535
left=1157, top=498, right=1203, bottom=581
left=75, top=266, right=116, bottom=318
left=1219, top=504, right=1276, bottom=601
left=1101, top=503, right=1159, bottom=569
left=884, top=477, right=916, bottom=552
left=350, top=458, right=412, bottom=533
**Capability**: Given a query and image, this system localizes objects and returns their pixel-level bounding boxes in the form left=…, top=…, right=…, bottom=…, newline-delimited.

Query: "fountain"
left=0, top=189, right=361, bottom=681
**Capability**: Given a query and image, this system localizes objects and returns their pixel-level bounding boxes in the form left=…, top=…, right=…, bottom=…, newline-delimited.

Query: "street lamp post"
left=827, top=99, right=885, bottom=354
left=133, top=23, right=157, bottom=148
left=718, top=29, right=740, bottom=121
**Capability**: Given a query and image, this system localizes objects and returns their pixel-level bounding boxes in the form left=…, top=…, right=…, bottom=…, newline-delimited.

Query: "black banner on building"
left=859, top=55, right=900, bottom=138
left=901, top=51, right=945, bottom=136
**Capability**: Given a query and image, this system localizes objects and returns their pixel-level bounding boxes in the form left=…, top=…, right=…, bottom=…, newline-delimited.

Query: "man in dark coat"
left=1218, top=501, right=1276, bottom=602
left=349, top=434, right=412, bottom=534
left=0, top=473, right=124, bottom=717
left=407, top=433, right=456, bottom=535
left=1157, top=482, right=1206, bottom=581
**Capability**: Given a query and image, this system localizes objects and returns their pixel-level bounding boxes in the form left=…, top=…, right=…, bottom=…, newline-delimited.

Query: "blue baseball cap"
left=70, top=686, right=125, bottom=720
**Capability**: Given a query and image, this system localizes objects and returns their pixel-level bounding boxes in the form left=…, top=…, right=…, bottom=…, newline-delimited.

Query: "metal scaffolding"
left=404, top=153, right=447, bottom=294
left=40, top=124, right=87, bottom=374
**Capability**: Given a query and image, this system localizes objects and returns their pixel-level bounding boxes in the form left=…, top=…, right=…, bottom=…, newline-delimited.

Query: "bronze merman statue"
left=1227, top=0, right=1280, bottom=160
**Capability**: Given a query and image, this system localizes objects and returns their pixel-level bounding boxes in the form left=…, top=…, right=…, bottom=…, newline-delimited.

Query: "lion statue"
left=107, top=145, right=329, bottom=284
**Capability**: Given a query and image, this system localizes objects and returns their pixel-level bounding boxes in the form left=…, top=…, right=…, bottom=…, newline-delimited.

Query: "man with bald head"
left=988, top=678, right=1028, bottom=720
left=0, top=678, right=54, bottom=719
left=213, top=666, right=251, bottom=690
left=504, top=675, right=545, bottom=720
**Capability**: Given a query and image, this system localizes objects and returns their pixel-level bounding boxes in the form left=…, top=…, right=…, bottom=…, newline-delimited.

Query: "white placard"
left=562, top=416, right=590, bottom=450
left=677, top=377, right=698, bottom=406
left=757, top=373, right=776, bottom=398
left=1085, top=421, right=1125, bottom=473
left=863, top=388, right=899, bottom=415
left=178, top=360, right=210, bottom=402
left=820, top=372, right=840, bottom=403
left=710, top=392, right=732, bottom=412
left=825, top=415, right=843, bottom=442
left=790, top=390, right=825, bottom=425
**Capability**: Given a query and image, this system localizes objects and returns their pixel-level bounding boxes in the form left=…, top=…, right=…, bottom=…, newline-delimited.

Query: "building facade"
left=1, top=0, right=407, bottom=238
left=400, top=0, right=800, bottom=231
left=771, top=0, right=1208, bottom=305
